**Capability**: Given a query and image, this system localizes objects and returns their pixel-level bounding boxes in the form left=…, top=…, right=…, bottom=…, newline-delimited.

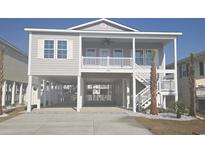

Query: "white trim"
left=28, top=33, right=32, bottom=75
left=67, top=18, right=139, bottom=32
left=43, top=39, right=55, bottom=59
left=56, top=40, right=68, bottom=59
left=174, top=38, right=178, bottom=102
left=79, top=35, right=82, bottom=76
left=24, top=28, right=182, bottom=36
left=42, top=39, right=70, bottom=60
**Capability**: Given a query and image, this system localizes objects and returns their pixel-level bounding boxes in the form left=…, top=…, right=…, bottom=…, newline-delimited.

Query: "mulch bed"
left=0, top=106, right=26, bottom=123
left=136, top=117, right=205, bottom=135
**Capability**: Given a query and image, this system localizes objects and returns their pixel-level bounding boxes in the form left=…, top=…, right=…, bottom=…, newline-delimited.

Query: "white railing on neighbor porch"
left=82, top=57, right=133, bottom=68
left=196, top=87, right=205, bottom=97
left=160, top=79, right=175, bottom=92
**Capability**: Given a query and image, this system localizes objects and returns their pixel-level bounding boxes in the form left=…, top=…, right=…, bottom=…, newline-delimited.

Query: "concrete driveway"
left=0, top=107, right=152, bottom=135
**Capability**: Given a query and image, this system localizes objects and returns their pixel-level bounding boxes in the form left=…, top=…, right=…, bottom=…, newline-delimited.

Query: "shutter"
left=199, top=61, right=204, bottom=76
left=67, top=40, right=73, bottom=59
left=37, top=39, right=44, bottom=58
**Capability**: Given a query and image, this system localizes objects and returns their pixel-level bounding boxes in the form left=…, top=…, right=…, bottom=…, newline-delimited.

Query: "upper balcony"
left=81, top=37, right=165, bottom=71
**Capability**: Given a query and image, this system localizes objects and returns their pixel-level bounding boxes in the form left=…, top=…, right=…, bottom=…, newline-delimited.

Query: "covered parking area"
left=28, top=73, right=133, bottom=112
left=81, top=73, right=132, bottom=108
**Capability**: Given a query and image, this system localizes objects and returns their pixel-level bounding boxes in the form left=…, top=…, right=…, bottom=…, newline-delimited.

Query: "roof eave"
left=24, top=28, right=182, bottom=37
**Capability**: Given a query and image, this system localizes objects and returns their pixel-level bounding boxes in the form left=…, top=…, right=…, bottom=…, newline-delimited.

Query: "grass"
left=0, top=106, right=25, bottom=123
left=136, top=117, right=205, bottom=135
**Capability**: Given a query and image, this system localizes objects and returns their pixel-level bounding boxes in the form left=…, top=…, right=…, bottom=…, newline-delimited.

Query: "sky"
left=0, top=18, right=205, bottom=63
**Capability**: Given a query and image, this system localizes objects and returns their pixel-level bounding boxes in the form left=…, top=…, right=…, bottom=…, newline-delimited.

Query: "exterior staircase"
left=134, top=64, right=159, bottom=111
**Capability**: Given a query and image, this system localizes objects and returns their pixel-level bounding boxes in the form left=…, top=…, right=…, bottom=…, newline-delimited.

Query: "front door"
left=99, top=49, right=110, bottom=66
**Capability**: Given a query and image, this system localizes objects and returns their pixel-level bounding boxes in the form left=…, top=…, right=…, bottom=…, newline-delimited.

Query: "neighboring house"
left=24, top=18, right=182, bottom=112
left=0, top=37, right=28, bottom=107
left=168, top=50, right=205, bottom=112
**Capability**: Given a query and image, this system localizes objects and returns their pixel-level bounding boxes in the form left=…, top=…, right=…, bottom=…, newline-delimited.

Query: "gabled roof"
left=67, top=18, right=139, bottom=32
left=167, top=49, right=205, bottom=67
left=0, top=37, right=27, bottom=57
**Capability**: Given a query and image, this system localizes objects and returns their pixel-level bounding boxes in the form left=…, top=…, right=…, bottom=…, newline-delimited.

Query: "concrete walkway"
left=0, top=107, right=152, bottom=135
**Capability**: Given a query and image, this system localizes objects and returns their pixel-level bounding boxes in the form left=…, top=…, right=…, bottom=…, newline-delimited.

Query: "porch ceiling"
left=83, top=37, right=170, bottom=45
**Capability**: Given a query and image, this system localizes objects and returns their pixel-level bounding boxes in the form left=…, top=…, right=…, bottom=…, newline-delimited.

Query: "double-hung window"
left=44, top=40, right=54, bottom=58
left=57, top=40, right=67, bottom=59
left=136, top=50, right=144, bottom=65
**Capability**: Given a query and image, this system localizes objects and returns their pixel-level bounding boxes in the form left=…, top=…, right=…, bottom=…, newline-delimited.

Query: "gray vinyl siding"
left=3, top=46, right=28, bottom=83
left=30, top=32, right=79, bottom=76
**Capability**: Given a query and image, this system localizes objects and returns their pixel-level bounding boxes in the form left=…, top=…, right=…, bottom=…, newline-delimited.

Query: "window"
left=145, top=49, right=153, bottom=65
left=57, top=40, right=67, bottom=59
left=86, top=48, right=96, bottom=57
left=113, top=49, right=123, bottom=65
left=44, top=40, right=54, bottom=58
left=199, top=61, right=204, bottom=76
left=136, top=50, right=143, bottom=65
left=85, top=48, right=96, bottom=65
left=113, top=49, right=123, bottom=57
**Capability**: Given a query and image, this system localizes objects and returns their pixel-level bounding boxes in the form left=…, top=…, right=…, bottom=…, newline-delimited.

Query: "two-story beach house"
left=168, top=50, right=205, bottom=112
left=24, top=18, right=182, bottom=112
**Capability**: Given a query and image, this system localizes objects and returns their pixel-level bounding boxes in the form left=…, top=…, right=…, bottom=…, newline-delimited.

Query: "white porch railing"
left=160, top=79, right=175, bottom=92
left=82, top=57, right=133, bottom=68
left=196, top=87, right=205, bottom=97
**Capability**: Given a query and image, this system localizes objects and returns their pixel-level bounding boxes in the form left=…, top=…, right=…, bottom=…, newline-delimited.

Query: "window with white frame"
left=113, top=49, right=123, bottom=57
left=86, top=48, right=96, bottom=57
left=113, top=49, right=123, bottom=65
left=85, top=48, right=96, bottom=65
left=57, top=40, right=67, bottom=59
left=136, top=49, right=143, bottom=65
left=145, top=49, right=153, bottom=65
left=44, top=40, right=54, bottom=58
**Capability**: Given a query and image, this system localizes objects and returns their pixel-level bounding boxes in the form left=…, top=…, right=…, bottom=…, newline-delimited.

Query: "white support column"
left=48, top=81, right=51, bottom=105
left=122, top=79, right=125, bottom=108
left=126, top=79, right=130, bottom=109
left=77, top=75, right=81, bottom=112
left=27, top=75, right=32, bottom=112
left=132, top=74, right=136, bottom=112
left=162, top=45, right=166, bottom=76
left=174, top=38, right=178, bottom=102
left=163, top=95, right=166, bottom=109
left=132, top=38, right=136, bottom=69
left=2, top=80, right=7, bottom=107
left=37, top=78, right=41, bottom=109
left=19, top=83, right=23, bottom=105
left=43, top=80, right=47, bottom=107
left=11, top=81, right=16, bottom=105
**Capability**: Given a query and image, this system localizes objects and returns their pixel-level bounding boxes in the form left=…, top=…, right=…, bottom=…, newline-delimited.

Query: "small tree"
left=188, top=53, right=196, bottom=116
left=150, top=51, right=158, bottom=115
left=0, top=45, right=4, bottom=115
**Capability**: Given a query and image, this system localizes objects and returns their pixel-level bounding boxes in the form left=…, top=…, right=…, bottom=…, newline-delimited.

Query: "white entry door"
left=99, top=49, right=110, bottom=66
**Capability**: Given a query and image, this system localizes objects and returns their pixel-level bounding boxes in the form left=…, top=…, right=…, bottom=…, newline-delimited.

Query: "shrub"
left=175, top=102, right=186, bottom=118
